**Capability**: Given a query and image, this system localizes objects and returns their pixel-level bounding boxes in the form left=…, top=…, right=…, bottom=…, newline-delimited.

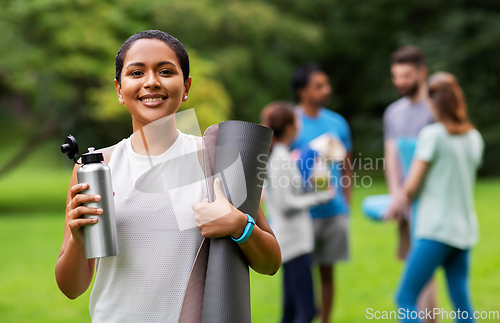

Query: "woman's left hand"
left=192, top=178, right=247, bottom=239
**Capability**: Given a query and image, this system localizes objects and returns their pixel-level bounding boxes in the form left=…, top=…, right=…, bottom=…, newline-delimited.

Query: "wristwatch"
left=231, top=214, right=255, bottom=244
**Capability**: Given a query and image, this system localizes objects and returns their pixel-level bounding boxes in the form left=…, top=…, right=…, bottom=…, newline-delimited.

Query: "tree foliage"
left=0, top=0, right=499, bottom=174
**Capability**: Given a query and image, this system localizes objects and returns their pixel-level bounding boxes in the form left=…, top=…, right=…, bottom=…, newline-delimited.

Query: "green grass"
left=252, top=178, right=500, bottom=322
left=0, top=141, right=499, bottom=322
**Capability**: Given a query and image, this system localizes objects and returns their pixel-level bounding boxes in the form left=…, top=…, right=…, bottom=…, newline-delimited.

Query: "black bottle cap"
left=61, top=134, right=79, bottom=163
left=81, top=147, right=104, bottom=164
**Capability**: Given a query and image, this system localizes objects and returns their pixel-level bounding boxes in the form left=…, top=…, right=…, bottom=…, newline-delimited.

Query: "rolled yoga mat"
left=204, top=121, right=272, bottom=323
left=362, top=194, right=392, bottom=221
left=179, top=121, right=273, bottom=323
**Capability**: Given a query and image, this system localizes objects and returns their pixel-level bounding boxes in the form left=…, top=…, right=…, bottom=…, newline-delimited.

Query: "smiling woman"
left=115, top=37, right=192, bottom=132
left=54, top=30, right=281, bottom=323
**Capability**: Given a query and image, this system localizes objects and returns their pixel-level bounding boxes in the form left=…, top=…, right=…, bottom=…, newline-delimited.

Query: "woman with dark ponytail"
left=261, top=101, right=333, bottom=323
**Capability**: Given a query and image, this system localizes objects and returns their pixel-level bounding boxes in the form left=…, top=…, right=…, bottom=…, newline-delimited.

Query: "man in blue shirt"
left=291, top=64, right=353, bottom=323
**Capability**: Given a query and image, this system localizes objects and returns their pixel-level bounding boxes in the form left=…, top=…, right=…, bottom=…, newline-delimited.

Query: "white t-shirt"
left=264, top=144, right=331, bottom=263
left=89, top=130, right=206, bottom=322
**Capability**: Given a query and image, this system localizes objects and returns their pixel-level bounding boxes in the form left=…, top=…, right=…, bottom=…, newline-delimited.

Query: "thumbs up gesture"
left=192, top=178, right=248, bottom=239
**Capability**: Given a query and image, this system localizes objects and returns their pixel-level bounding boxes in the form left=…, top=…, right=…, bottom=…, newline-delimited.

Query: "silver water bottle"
left=77, top=147, right=119, bottom=259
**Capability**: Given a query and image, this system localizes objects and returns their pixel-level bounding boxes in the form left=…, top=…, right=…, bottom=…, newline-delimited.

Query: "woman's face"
left=115, top=39, right=191, bottom=130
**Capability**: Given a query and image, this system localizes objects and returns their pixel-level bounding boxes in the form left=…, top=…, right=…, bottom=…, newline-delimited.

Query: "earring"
left=184, top=96, right=188, bottom=100
left=119, top=97, right=123, bottom=103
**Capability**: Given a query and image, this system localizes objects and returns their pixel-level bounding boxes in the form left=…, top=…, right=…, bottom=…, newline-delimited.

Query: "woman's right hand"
left=384, top=190, right=409, bottom=222
left=66, top=183, right=103, bottom=244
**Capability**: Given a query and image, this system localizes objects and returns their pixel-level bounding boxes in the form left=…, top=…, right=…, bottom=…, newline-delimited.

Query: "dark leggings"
left=396, top=239, right=473, bottom=322
left=282, top=253, right=316, bottom=323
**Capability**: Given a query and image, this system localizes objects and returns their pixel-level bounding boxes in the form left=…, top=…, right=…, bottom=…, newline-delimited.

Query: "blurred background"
left=0, top=0, right=499, bottom=322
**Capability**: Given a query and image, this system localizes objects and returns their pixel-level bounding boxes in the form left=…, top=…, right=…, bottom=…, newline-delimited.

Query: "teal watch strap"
left=231, top=214, right=255, bottom=244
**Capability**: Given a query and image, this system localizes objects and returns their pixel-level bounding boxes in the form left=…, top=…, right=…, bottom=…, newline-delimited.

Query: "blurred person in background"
left=383, top=46, right=437, bottom=322
left=291, top=64, right=353, bottom=323
left=261, top=101, right=333, bottom=323
left=388, top=72, right=483, bottom=322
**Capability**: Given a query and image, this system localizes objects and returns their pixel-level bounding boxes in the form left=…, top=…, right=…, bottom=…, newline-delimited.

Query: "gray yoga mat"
left=178, top=121, right=272, bottom=323
left=203, top=121, right=272, bottom=323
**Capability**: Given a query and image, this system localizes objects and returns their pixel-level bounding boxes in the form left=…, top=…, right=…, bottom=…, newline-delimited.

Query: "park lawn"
left=252, top=177, right=500, bottom=322
left=0, top=141, right=499, bottom=322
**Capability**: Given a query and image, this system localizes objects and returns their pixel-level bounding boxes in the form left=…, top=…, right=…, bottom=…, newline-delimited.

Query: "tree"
left=1, top=0, right=499, bottom=175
